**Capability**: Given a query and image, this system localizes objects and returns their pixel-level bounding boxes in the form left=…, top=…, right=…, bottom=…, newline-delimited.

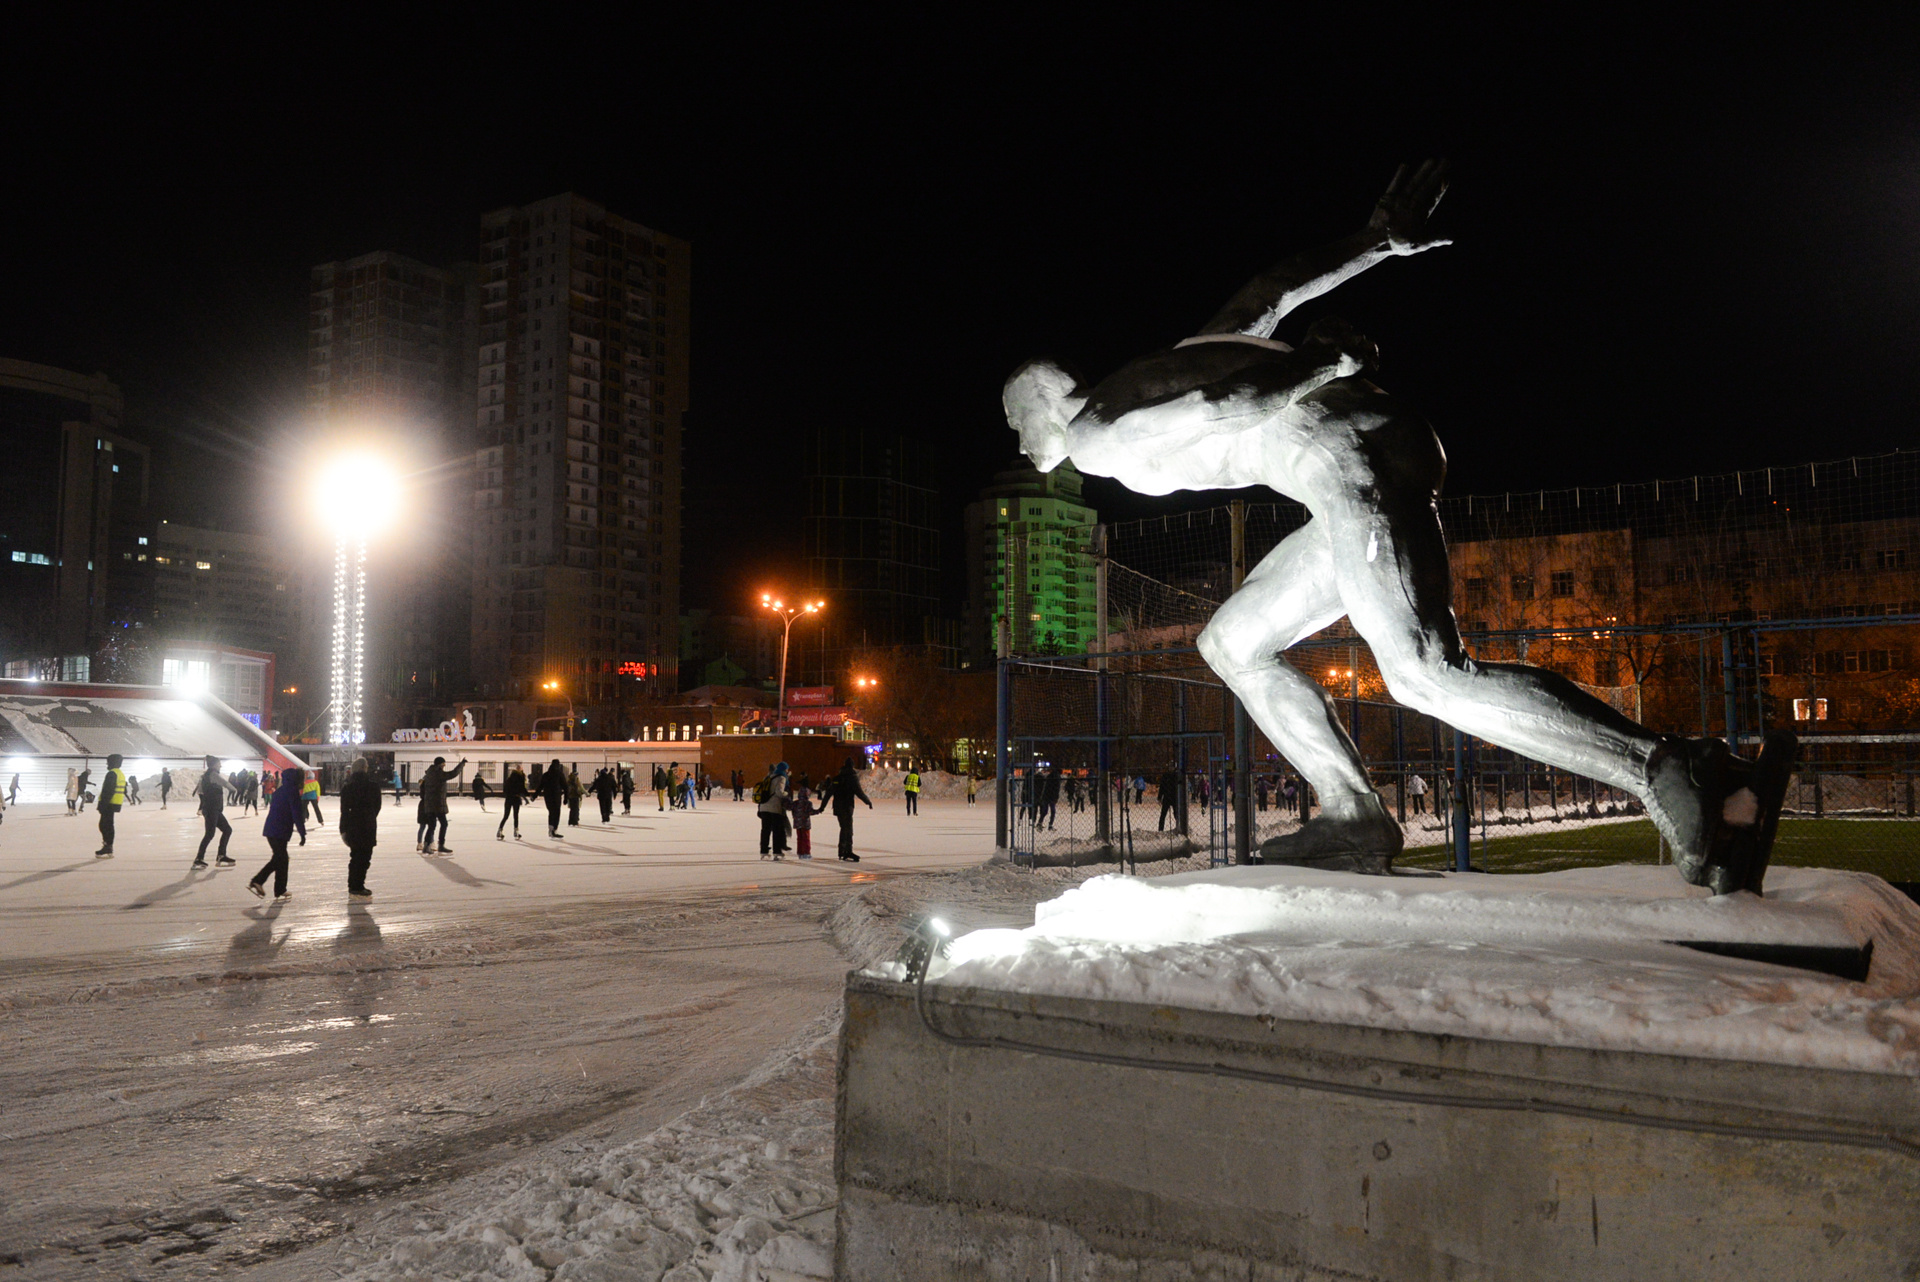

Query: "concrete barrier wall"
left=837, top=973, right=1920, bottom=1281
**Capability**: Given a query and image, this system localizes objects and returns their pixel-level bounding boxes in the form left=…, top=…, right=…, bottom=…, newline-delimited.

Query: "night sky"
left=5, top=15, right=1918, bottom=615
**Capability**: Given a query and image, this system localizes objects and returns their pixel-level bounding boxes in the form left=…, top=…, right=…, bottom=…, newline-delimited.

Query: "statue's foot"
left=1260, top=793, right=1402, bottom=876
left=1643, top=735, right=1729, bottom=886
left=1704, top=731, right=1798, bottom=896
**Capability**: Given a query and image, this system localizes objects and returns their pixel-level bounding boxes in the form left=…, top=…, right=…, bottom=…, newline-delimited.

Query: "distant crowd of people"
left=38, top=751, right=982, bottom=903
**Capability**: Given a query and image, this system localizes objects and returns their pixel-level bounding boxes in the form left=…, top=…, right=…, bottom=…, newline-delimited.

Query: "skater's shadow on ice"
left=0, top=859, right=99, bottom=892
left=333, top=907, right=383, bottom=953
left=420, top=857, right=514, bottom=890
left=228, top=908, right=290, bottom=963
left=120, top=867, right=204, bottom=911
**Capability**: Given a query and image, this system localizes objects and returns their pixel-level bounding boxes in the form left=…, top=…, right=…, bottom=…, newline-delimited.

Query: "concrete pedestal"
left=836, top=973, right=1920, bottom=1281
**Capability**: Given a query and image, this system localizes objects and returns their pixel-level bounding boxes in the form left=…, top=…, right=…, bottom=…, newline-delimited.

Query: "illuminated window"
left=1792, top=698, right=1828, bottom=722
left=196, top=561, right=212, bottom=570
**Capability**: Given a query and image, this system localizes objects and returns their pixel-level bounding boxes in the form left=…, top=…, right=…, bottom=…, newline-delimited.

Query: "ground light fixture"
left=897, top=912, right=952, bottom=983
left=314, top=453, right=401, bottom=745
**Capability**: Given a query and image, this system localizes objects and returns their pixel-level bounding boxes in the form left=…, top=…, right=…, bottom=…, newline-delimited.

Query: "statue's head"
left=1003, top=359, right=1086, bottom=472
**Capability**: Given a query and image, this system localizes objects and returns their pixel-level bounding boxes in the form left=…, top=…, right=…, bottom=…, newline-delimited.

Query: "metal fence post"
left=1230, top=501, right=1253, bottom=864
left=1453, top=727, right=1472, bottom=872
left=1093, top=524, right=1111, bottom=847
left=1721, top=630, right=1739, bottom=746
left=995, top=656, right=1011, bottom=854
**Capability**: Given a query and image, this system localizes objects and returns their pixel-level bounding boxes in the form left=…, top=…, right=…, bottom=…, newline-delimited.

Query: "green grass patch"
left=1401, top=817, right=1920, bottom=883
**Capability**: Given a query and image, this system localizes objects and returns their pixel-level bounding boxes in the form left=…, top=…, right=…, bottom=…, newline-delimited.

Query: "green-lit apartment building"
left=963, top=460, right=1098, bottom=663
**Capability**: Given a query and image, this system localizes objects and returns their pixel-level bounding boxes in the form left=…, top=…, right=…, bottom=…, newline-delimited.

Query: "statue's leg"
left=1298, top=387, right=1723, bottom=878
left=1198, top=523, right=1404, bottom=870
left=1197, top=522, right=1364, bottom=793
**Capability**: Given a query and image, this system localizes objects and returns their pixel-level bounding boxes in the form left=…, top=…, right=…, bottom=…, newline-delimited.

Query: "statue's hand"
left=1367, top=159, right=1450, bottom=255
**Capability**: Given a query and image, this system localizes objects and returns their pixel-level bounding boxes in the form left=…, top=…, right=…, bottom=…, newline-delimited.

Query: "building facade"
left=468, top=193, right=690, bottom=737
left=0, top=360, right=154, bottom=679
left=963, top=460, right=1098, bottom=662
left=804, top=424, right=942, bottom=675
left=306, top=251, right=478, bottom=733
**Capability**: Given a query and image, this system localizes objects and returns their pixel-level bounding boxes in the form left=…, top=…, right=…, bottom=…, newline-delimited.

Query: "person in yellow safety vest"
left=903, top=766, right=922, bottom=816
left=94, top=753, right=128, bottom=858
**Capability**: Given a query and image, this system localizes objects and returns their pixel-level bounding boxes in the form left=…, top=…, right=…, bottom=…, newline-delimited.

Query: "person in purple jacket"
left=247, top=764, right=309, bottom=903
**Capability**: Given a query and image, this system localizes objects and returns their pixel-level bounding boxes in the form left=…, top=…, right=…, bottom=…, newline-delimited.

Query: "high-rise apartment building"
left=0, top=360, right=153, bottom=678
left=963, top=459, right=1098, bottom=662
left=306, top=251, right=477, bottom=732
left=804, top=424, right=942, bottom=676
left=468, top=194, right=689, bottom=732
left=149, top=522, right=297, bottom=658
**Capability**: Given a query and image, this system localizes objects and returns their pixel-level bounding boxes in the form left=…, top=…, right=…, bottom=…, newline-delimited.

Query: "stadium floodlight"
left=314, top=454, right=400, bottom=745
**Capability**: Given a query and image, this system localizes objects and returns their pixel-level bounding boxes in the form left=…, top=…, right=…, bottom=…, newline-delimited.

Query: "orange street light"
left=762, top=594, right=826, bottom=729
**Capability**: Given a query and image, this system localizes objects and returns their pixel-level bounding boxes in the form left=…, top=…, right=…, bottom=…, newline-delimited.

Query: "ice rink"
left=0, top=792, right=998, bottom=1277
left=0, top=792, right=994, bottom=965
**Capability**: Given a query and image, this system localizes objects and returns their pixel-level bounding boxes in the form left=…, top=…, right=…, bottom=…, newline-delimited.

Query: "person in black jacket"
left=497, top=765, right=527, bottom=840
left=194, top=756, right=235, bottom=868
left=592, top=767, right=617, bottom=824
left=1157, top=767, right=1183, bottom=832
left=817, top=759, right=874, bottom=862
left=415, top=756, right=467, bottom=854
left=338, top=756, right=383, bottom=900
left=540, top=758, right=567, bottom=839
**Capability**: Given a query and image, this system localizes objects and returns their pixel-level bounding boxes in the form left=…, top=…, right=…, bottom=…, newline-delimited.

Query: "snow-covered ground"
left=0, top=794, right=991, bottom=967
left=930, top=864, right=1920, bottom=1072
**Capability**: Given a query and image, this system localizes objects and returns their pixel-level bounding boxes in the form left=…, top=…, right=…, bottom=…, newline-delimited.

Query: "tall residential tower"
left=468, top=194, right=689, bottom=733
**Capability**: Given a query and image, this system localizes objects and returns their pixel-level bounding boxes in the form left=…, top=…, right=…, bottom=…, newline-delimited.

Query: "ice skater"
left=497, top=764, right=527, bottom=840
left=757, top=762, right=790, bottom=858
left=248, top=764, right=308, bottom=902
left=92, top=755, right=127, bottom=857
left=301, top=771, right=324, bottom=826
left=817, top=759, right=873, bottom=862
left=541, top=758, right=567, bottom=839
left=339, top=756, right=382, bottom=900
left=1004, top=160, right=1791, bottom=891
left=415, top=755, right=466, bottom=854
left=194, top=756, right=236, bottom=867
left=159, top=767, right=171, bottom=808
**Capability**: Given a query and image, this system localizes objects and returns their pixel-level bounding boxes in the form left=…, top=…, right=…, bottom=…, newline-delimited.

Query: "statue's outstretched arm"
left=1199, top=160, right=1450, bottom=338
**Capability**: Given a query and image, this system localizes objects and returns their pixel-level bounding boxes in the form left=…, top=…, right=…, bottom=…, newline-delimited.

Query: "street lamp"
left=761, top=594, right=824, bottom=731
left=539, top=679, right=576, bottom=741
left=315, top=453, right=400, bottom=745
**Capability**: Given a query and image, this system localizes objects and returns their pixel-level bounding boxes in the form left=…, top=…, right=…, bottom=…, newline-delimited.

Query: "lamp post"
left=761, top=594, right=824, bottom=731
left=315, top=454, right=399, bottom=745
left=540, top=680, right=576, bottom=741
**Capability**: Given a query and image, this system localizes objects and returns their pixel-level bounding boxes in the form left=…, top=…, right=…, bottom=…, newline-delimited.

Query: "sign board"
left=786, top=686, right=835, bottom=706
left=783, top=705, right=850, bottom=727
left=392, top=709, right=477, bottom=743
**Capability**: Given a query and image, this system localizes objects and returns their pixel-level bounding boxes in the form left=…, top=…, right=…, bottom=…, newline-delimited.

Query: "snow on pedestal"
left=926, top=865, right=1920, bottom=1073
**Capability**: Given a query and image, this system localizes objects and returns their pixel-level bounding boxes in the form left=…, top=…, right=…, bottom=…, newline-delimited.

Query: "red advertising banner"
left=782, top=705, right=851, bottom=727
left=786, top=686, right=835, bottom=706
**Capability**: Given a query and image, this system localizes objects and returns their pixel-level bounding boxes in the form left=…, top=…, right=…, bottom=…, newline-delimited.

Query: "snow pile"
left=929, top=865, right=1920, bottom=1072
left=333, top=1014, right=840, bottom=1282
left=858, top=767, right=987, bottom=802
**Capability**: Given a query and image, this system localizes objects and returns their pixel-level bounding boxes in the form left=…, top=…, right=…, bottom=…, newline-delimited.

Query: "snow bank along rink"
left=0, top=793, right=992, bottom=964
left=928, top=864, right=1920, bottom=1074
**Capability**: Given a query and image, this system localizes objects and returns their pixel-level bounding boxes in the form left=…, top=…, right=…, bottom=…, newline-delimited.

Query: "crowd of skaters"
left=36, top=748, right=964, bottom=906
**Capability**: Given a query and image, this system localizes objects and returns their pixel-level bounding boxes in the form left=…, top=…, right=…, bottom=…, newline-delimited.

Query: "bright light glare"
left=129, top=759, right=157, bottom=777
left=315, top=453, right=401, bottom=535
left=929, top=918, right=951, bottom=937
left=223, top=760, right=247, bottom=774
